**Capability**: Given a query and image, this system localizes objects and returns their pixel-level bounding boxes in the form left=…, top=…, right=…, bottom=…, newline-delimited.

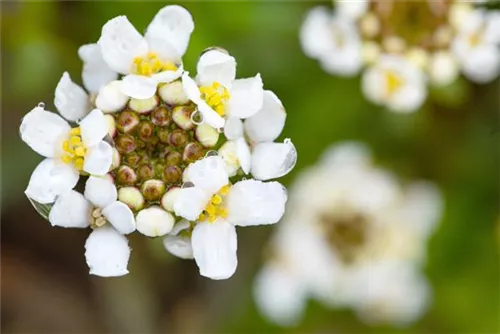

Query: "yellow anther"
left=70, top=127, right=81, bottom=135
left=74, top=146, right=86, bottom=157
left=62, top=140, right=70, bottom=151
left=61, top=155, right=72, bottom=164
left=70, top=136, right=81, bottom=145
left=211, top=194, right=222, bottom=205
left=215, top=105, right=225, bottom=116
left=163, top=62, right=177, bottom=71
left=74, top=158, right=84, bottom=170
left=206, top=203, right=216, bottom=216
left=199, top=213, right=207, bottom=222
left=219, top=208, right=228, bottom=219
left=147, top=51, right=156, bottom=59
left=220, top=185, right=231, bottom=195
left=132, top=53, right=178, bottom=76
left=209, top=215, right=217, bottom=223
left=213, top=82, right=221, bottom=89
left=133, top=57, right=142, bottom=65
left=385, top=70, right=405, bottom=96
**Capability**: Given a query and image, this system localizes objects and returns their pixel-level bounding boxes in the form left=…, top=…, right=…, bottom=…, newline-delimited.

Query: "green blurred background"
left=1, top=1, right=499, bottom=333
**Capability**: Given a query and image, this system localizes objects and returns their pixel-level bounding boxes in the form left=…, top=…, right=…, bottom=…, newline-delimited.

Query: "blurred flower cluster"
left=301, top=0, right=500, bottom=112
left=254, top=143, right=442, bottom=326
left=19, top=5, right=296, bottom=280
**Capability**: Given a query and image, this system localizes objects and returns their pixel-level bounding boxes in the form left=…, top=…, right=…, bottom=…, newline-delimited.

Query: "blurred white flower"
left=98, top=5, right=194, bottom=99
left=20, top=106, right=112, bottom=204
left=254, top=142, right=442, bottom=326
left=362, top=55, right=427, bottom=112
left=300, top=7, right=363, bottom=76
left=169, top=156, right=288, bottom=279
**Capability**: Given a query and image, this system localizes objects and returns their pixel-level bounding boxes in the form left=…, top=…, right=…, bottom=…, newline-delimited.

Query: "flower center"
left=90, top=207, right=107, bottom=229
left=132, top=52, right=177, bottom=76
left=384, top=70, right=405, bottom=96
left=198, top=184, right=231, bottom=222
left=321, top=211, right=369, bottom=265
left=199, top=82, right=230, bottom=116
left=61, top=127, right=86, bottom=170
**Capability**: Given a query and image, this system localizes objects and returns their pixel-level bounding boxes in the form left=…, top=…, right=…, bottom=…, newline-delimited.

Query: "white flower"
left=182, top=49, right=264, bottom=129
left=48, top=176, right=135, bottom=277
left=221, top=90, right=297, bottom=181
left=335, top=0, right=369, bottom=20
left=254, top=142, right=442, bottom=326
left=452, top=10, right=500, bottom=83
left=300, top=7, right=363, bottom=76
left=362, top=55, right=427, bottom=112
left=21, top=106, right=113, bottom=204
left=78, top=43, right=118, bottom=94
left=98, top=5, right=194, bottom=99
left=171, top=156, right=288, bottom=279
left=428, top=51, right=459, bottom=86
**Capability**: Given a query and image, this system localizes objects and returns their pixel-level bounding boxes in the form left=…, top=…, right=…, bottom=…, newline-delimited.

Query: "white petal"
left=236, top=138, right=251, bottom=174
left=103, top=201, right=136, bottom=235
left=336, top=0, right=369, bottom=20
left=146, top=36, right=181, bottom=65
left=78, top=43, right=118, bottom=93
left=461, top=46, right=500, bottom=84
left=226, top=179, right=287, bottom=226
left=429, top=51, right=459, bottom=86
left=163, top=220, right=193, bottom=259
left=54, top=72, right=90, bottom=122
left=251, top=140, right=297, bottom=181
left=254, top=264, right=306, bottom=326
left=244, top=90, right=286, bottom=143
left=196, top=50, right=236, bottom=88
left=136, top=206, right=175, bottom=237
left=20, top=107, right=70, bottom=158
left=182, top=72, right=225, bottom=129
left=95, top=80, right=129, bottom=113
left=84, top=175, right=117, bottom=208
left=98, top=16, right=148, bottom=74
left=224, top=117, right=243, bottom=140
left=226, top=74, right=264, bottom=119
left=300, top=7, right=335, bottom=59
left=121, top=74, right=158, bottom=99
left=185, top=156, right=229, bottom=193
left=83, top=140, right=113, bottom=175
left=320, top=141, right=370, bottom=168
left=145, top=5, right=194, bottom=57
left=85, top=226, right=130, bottom=277
left=151, top=64, right=183, bottom=84
left=25, top=158, right=79, bottom=204
left=49, top=190, right=91, bottom=228
left=218, top=141, right=241, bottom=177
left=173, top=186, right=211, bottom=221
left=192, top=219, right=238, bottom=280
left=80, top=109, right=107, bottom=147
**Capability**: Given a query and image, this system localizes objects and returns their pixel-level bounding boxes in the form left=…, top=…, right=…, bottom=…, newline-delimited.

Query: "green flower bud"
left=116, top=165, right=138, bottom=185
left=195, top=124, right=220, bottom=148
left=159, top=80, right=189, bottom=105
left=138, top=120, right=155, bottom=141
left=124, top=151, right=141, bottom=167
left=169, top=129, right=189, bottom=148
left=118, top=187, right=145, bottom=211
left=129, top=95, right=159, bottom=114
left=141, top=179, right=166, bottom=201
left=163, top=165, right=182, bottom=184
left=116, top=110, right=140, bottom=133
left=165, top=151, right=182, bottom=166
left=104, top=114, right=117, bottom=138
left=137, top=163, right=154, bottom=181
left=172, top=106, right=195, bottom=130
left=161, top=187, right=181, bottom=212
left=183, top=142, right=205, bottom=163
left=158, top=128, right=170, bottom=144
left=116, top=134, right=136, bottom=154
left=151, top=106, right=171, bottom=126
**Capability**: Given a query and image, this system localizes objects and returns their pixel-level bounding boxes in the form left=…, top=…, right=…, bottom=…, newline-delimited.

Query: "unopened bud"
left=116, top=165, right=138, bottom=185
left=96, top=80, right=129, bottom=113
left=118, top=186, right=145, bottom=211
left=383, top=36, right=406, bottom=54
left=137, top=163, right=154, bottom=181
left=124, top=151, right=141, bottom=167
left=136, top=206, right=175, bottom=237
left=115, top=134, right=136, bottom=154
left=141, top=179, right=166, bottom=201
left=116, top=110, right=140, bottom=133
left=169, top=129, right=189, bottom=147
left=195, top=124, right=220, bottom=148
left=163, top=165, right=182, bottom=184
left=161, top=187, right=181, bottom=212
left=129, top=95, right=159, bottom=114
left=151, top=106, right=171, bottom=126
left=360, top=13, right=380, bottom=38
left=111, top=148, right=121, bottom=170
left=165, top=151, right=182, bottom=166
left=158, top=128, right=170, bottom=144
left=172, top=106, right=195, bottom=130
left=218, top=141, right=240, bottom=177
left=159, top=80, right=189, bottom=105
left=138, top=120, right=155, bottom=141
left=104, top=115, right=117, bottom=138
left=183, top=142, right=205, bottom=163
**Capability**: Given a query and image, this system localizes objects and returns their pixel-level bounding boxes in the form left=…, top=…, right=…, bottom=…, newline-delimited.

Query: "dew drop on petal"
left=284, top=138, right=291, bottom=145
left=182, top=181, right=195, bottom=189
left=205, top=150, right=218, bottom=158
left=27, top=195, right=52, bottom=221
left=190, top=110, right=204, bottom=125
left=37, top=102, right=45, bottom=108
left=216, top=127, right=224, bottom=134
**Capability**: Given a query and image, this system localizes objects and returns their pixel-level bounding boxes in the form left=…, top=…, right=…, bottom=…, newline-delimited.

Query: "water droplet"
left=182, top=181, right=194, bottom=189
left=205, top=150, right=218, bottom=158
left=217, top=127, right=224, bottom=134
left=27, top=195, right=52, bottom=221
left=37, top=102, right=45, bottom=108
left=190, top=110, right=204, bottom=125
left=242, top=177, right=247, bottom=181
left=284, top=138, right=291, bottom=145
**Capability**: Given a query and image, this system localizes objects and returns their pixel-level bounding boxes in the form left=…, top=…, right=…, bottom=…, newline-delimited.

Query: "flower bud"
left=137, top=163, right=154, bottom=181
left=115, top=134, right=136, bottom=154
left=165, top=151, right=182, bottom=166
left=218, top=141, right=240, bottom=177
left=136, top=206, right=175, bottom=237
left=183, top=142, right=205, bottom=163
left=159, top=80, right=189, bottom=105
left=124, top=151, right=141, bottom=167
left=172, top=106, right=195, bottom=130
left=138, top=120, right=155, bottom=141
left=129, top=95, right=159, bottom=114
left=163, top=165, right=182, bottom=184
left=116, top=165, right=138, bottom=185
left=195, top=124, right=220, bottom=148
left=158, top=128, right=170, bottom=144
left=151, top=106, right=171, bottom=126
left=169, top=129, right=189, bottom=147
left=118, top=186, right=145, bottom=211
left=161, top=187, right=181, bottom=212
left=104, top=115, right=117, bottom=138
left=360, top=13, right=380, bottom=38
left=96, top=80, right=129, bottom=113
left=141, top=179, right=166, bottom=201
left=116, top=110, right=140, bottom=133
left=111, top=148, right=121, bottom=170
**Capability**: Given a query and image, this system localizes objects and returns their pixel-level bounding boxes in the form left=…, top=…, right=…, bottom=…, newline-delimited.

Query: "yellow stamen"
left=74, top=146, right=86, bottom=157
left=197, top=184, right=232, bottom=223
left=60, top=127, right=87, bottom=171
left=211, top=194, right=222, bottom=205
left=199, top=81, right=230, bottom=117
left=385, top=70, right=405, bottom=96
left=70, top=128, right=81, bottom=135
left=132, top=52, right=178, bottom=76
left=220, top=185, right=231, bottom=195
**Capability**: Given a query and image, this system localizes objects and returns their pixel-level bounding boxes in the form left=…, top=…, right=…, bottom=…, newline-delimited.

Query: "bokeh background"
left=1, top=1, right=499, bottom=333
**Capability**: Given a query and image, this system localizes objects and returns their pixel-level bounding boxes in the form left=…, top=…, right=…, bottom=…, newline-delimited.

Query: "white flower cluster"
left=254, top=143, right=442, bottom=326
left=20, top=5, right=296, bottom=280
left=301, top=0, right=500, bottom=112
